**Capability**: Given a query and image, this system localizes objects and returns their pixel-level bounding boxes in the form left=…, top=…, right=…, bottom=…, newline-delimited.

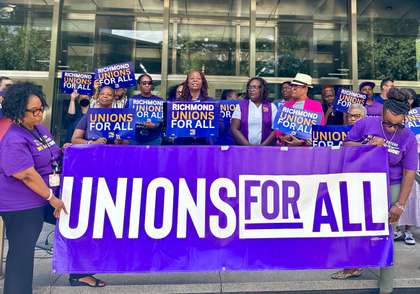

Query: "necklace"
left=380, top=121, right=397, bottom=143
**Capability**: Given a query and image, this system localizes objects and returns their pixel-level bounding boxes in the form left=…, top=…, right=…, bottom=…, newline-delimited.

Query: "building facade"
left=1, top=0, right=419, bottom=142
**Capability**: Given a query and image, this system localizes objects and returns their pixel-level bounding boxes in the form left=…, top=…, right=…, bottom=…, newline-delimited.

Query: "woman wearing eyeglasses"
left=129, top=74, right=164, bottom=145
left=344, top=88, right=417, bottom=294
left=231, top=77, right=277, bottom=146
left=0, top=82, right=67, bottom=294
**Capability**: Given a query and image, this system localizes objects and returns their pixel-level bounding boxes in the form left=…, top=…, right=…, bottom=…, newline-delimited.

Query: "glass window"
left=256, top=0, right=350, bottom=79
left=0, top=1, right=53, bottom=71
left=60, top=0, right=163, bottom=73
left=169, top=0, right=250, bottom=76
left=358, top=0, right=420, bottom=81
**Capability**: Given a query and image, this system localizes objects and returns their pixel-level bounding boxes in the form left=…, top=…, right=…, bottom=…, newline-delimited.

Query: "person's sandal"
left=69, top=275, right=106, bottom=287
left=331, top=269, right=363, bottom=279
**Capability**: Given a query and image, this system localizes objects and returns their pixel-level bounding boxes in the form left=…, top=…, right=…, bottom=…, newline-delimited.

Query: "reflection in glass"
left=256, top=0, right=350, bottom=79
left=358, top=0, right=420, bottom=81
left=0, top=2, right=52, bottom=71
left=169, top=0, right=250, bottom=76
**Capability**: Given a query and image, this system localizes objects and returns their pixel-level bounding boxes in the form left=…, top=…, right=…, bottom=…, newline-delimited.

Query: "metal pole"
left=249, top=0, right=256, bottom=78
left=349, top=0, right=358, bottom=90
left=160, top=0, right=170, bottom=98
left=45, top=0, right=63, bottom=136
left=0, top=218, right=4, bottom=277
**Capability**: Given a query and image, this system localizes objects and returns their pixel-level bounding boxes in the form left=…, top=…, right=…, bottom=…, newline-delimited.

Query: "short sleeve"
left=344, top=119, right=366, bottom=142
left=271, top=103, right=278, bottom=126
left=1, top=140, right=34, bottom=176
left=231, top=104, right=241, bottom=120
left=75, top=114, right=88, bottom=131
left=402, top=134, right=418, bottom=171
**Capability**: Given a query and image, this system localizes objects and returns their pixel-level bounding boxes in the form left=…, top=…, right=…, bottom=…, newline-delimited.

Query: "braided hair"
left=383, top=88, right=410, bottom=116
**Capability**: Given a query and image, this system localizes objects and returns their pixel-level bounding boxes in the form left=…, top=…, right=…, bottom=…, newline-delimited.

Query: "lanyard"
left=19, top=124, right=59, bottom=173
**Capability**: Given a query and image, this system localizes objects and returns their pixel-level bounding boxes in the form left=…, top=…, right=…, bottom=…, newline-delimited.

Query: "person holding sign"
left=0, top=83, right=67, bottom=294
left=231, top=77, right=277, bottom=146
left=64, top=90, right=90, bottom=143
left=322, top=85, right=344, bottom=125
left=359, top=81, right=383, bottom=117
left=276, top=73, right=325, bottom=146
left=173, top=71, right=215, bottom=145
left=178, top=70, right=213, bottom=102
left=344, top=88, right=417, bottom=294
left=129, top=74, right=164, bottom=145
left=72, top=86, right=125, bottom=145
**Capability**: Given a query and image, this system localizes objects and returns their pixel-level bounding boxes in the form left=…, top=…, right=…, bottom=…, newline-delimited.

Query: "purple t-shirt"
left=365, top=100, right=383, bottom=117
left=0, top=124, right=62, bottom=211
left=345, top=116, right=417, bottom=184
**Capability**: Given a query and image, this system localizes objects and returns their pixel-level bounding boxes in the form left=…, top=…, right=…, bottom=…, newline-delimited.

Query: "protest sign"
left=128, top=96, right=164, bottom=125
left=86, top=108, right=135, bottom=141
left=333, top=88, right=367, bottom=113
left=312, top=125, right=353, bottom=147
left=217, top=100, right=240, bottom=145
left=60, top=72, right=95, bottom=96
left=274, top=106, right=322, bottom=139
left=95, top=62, right=136, bottom=89
left=405, top=107, right=420, bottom=135
left=166, top=102, right=219, bottom=138
left=54, top=145, right=392, bottom=273
left=219, top=100, right=239, bottom=126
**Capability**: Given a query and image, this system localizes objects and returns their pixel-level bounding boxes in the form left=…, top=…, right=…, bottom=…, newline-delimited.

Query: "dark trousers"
left=1, top=206, right=45, bottom=294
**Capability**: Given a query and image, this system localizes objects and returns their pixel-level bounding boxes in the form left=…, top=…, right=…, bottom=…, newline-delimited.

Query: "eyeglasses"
left=347, top=114, right=362, bottom=119
left=248, top=85, right=261, bottom=90
left=140, top=81, right=153, bottom=86
left=26, top=106, right=45, bottom=116
left=382, top=120, right=405, bottom=129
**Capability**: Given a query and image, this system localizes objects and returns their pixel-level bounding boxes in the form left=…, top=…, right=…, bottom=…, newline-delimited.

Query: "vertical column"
left=161, top=0, right=170, bottom=98
left=0, top=219, right=4, bottom=277
left=45, top=0, right=63, bottom=133
left=249, top=0, right=256, bottom=77
left=349, top=0, right=358, bottom=89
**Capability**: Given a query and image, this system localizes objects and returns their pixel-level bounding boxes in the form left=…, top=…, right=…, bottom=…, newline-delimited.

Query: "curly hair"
left=2, top=82, right=48, bottom=123
left=244, top=77, right=269, bottom=102
left=384, top=87, right=410, bottom=116
left=179, top=70, right=209, bottom=101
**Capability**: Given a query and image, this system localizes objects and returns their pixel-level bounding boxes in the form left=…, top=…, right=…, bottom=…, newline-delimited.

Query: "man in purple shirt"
left=344, top=88, right=417, bottom=294
left=359, top=81, right=383, bottom=117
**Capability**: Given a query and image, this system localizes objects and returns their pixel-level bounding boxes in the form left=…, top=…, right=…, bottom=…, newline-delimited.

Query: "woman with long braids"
left=344, top=88, right=417, bottom=294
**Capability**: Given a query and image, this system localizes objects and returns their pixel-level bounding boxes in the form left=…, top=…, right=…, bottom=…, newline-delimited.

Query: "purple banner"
left=54, top=145, right=392, bottom=273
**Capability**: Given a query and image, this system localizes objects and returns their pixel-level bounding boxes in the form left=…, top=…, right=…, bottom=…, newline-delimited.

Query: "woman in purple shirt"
left=344, top=88, right=417, bottom=294
left=0, top=83, right=66, bottom=294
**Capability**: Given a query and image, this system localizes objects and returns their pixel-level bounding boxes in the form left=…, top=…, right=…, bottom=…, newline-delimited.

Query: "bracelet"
left=394, top=202, right=405, bottom=212
left=87, top=140, right=93, bottom=144
left=46, top=189, right=53, bottom=201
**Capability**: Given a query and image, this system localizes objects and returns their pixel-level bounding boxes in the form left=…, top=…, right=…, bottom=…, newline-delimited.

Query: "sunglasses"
left=26, top=106, right=45, bottom=116
left=382, top=120, right=405, bottom=130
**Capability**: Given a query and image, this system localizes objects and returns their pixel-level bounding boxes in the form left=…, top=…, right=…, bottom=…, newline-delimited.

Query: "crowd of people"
left=0, top=71, right=419, bottom=294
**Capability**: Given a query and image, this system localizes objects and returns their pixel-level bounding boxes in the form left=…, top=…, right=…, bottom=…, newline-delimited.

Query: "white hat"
left=291, top=73, right=313, bottom=88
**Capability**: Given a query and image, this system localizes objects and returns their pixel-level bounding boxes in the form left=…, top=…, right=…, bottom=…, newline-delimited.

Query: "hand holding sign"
left=166, top=102, right=219, bottom=138
left=333, top=88, right=367, bottom=113
left=405, top=107, right=420, bottom=134
left=274, top=106, right=322, bottom=140
left=60, top=72, right=95, bottom=96
left=95, top=62, right=136, bottom=89
left=87, top=108, right=136, bottom=141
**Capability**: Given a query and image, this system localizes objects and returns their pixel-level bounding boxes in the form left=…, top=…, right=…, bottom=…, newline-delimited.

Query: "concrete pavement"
left=1, top=224, right=420, bottom=293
